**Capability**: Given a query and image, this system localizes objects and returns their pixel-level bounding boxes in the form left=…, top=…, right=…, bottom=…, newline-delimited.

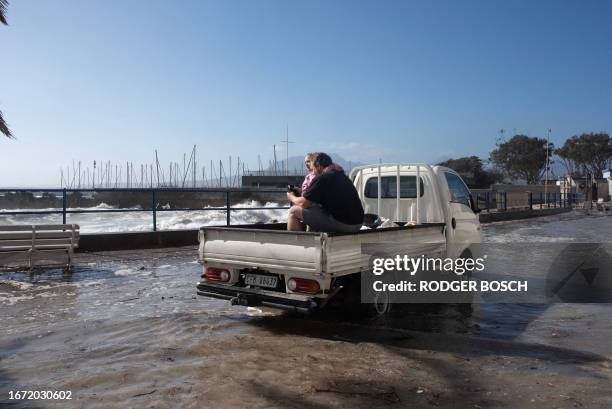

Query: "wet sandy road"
left=1, top=211, right=612, bottom=408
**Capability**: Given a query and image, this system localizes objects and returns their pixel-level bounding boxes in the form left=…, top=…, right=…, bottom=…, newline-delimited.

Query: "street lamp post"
left=544, top=128, right=551, bottom=205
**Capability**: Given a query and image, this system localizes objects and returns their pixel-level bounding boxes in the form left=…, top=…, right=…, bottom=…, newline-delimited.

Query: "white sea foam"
left=155, top=264, right=174, bottom=269
left=0, top=200, right=286, bottom=233
left=93, top=202, right=115, bottom=209
left=0, top=294, right=36, bottom=305
left=0, top=280, right=75, bottom=294
left=77, top=280, right=104, bottom=287
left=113, top=268, right=152, bottom=276
left=0, top=279, right=34, bottom=290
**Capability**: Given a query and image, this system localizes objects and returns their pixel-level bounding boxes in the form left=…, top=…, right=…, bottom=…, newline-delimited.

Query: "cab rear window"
left=364, top=176, right=424, bottom=198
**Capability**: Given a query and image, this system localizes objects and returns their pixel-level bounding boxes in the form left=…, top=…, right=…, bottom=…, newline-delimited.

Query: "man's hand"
left=287, top=191, right=296, bottom=204
left=287, top=192, right=312, bottom=208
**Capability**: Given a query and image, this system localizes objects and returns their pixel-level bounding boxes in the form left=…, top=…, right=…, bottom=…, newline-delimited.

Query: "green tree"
left=437, top=156, right=501, bottom=188
left=555, top=138, right=580, bottom=177
left=490, top=135, right=553, bottom=184
left=1, top=0, right=13, bottom=139
left=555, top=133, right=611, bottom=178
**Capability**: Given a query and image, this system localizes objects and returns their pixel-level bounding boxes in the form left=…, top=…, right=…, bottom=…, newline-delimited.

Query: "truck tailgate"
left=199, top=228, right=323, bottom=275
left=199, top=223, right=446, bottom=277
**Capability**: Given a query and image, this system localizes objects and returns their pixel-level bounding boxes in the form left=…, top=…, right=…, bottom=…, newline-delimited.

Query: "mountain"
left=266, top=153, right=364, bottom=175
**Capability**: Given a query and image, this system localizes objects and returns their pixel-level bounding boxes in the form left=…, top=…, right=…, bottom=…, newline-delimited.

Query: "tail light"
left=203, top=267, right=231, bottom=282
left=287, top=278, right=320, bottom=294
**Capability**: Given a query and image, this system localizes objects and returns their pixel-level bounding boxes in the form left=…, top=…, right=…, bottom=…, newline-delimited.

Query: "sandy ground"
left=3, top=305, right=612, bottom=409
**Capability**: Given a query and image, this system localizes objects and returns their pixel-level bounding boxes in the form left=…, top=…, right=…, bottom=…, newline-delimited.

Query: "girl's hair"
left=305, top=152, right=319, bottom=161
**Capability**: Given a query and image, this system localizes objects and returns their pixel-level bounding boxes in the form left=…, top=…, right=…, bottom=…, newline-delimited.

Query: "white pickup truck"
left=197, top=164, right=481, bottom=314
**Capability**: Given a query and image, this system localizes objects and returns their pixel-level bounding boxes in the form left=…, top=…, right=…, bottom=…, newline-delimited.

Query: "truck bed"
left=198, top=222, right=447, bottom=278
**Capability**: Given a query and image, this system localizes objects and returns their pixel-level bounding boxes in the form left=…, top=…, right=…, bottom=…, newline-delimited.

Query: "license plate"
left=245, top=274, right=278, bottom=289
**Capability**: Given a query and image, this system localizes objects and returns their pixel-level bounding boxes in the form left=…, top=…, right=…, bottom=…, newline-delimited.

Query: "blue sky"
left=1, top=0, right=611, bottom=186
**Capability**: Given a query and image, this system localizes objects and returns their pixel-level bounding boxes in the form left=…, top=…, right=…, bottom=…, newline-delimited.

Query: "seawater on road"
left=1, top=210, right=611, bottom=408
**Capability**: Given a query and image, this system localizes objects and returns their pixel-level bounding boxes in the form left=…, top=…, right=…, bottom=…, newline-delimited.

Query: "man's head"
left=312, top=152, right=332, bottom=175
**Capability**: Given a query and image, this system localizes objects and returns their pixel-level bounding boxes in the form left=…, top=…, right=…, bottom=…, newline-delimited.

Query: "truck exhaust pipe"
left=230, top=296, right=249, bottom=306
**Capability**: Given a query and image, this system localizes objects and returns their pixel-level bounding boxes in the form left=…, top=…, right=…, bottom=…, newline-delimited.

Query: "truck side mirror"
left=469, top=194, right=482, bottom=214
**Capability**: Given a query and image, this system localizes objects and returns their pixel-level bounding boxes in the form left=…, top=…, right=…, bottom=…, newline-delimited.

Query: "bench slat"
left=1, top=246, right=72, bottom=251
left=33, top=224, right=80, bottom=231
left=0, top=251, right=31, bottom=261
left=0, top=232, right=79, bottom=240
left=0, top=239, right=73, bottom=247
left=0, top=224, right=79, bottom=232
left=0, top=245, right=70, bottom=252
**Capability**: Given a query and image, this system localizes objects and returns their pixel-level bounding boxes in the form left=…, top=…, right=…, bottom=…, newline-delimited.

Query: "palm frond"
left=0, top=2, right=12, bottom=138
left=0, top=0, right=9, bottom=26
left=0, top=110, right=14, bottom=139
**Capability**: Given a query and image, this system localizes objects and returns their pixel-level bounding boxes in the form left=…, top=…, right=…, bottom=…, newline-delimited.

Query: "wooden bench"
left=0, top=224, right=80, bottom=270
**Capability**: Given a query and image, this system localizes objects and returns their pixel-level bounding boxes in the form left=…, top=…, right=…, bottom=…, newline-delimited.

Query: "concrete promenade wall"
left=77, top=208, right=573, bottom=252
left=78, top=229, right=199, bottom=252
left=477, top=207, right=571, bottom=223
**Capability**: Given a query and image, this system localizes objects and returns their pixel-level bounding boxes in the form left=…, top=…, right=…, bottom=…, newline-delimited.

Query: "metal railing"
left=0, top=188, right=290, bottom=231
left=0, top=187, right=586, bottom=232
left=474, top=191, right=581, bottom=212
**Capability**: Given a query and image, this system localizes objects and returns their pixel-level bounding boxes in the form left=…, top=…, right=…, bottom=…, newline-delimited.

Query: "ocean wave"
left=0, top=201, right=287, bottom=233
left=0, top=202, right=144, bottom=212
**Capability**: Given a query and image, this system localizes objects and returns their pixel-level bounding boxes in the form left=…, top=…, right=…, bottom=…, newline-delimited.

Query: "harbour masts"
left=155, top=150, right=161, bottom=187
left=281, top=124, right=294, bottom=176
left=59, top=144, right=300, bottom=190
left=545, top=128, right=551, bottom=205
left=193, top=145, right=197, bottom=188
left=182, top=146, right=195, bottom=188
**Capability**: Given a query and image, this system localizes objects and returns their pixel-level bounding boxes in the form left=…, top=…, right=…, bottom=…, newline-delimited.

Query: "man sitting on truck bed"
left=287, top=152, right=364, bottom=233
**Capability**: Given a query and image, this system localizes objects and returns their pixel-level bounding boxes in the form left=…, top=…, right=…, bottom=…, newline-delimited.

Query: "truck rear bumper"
left=197, top=281, right=318, bottom=314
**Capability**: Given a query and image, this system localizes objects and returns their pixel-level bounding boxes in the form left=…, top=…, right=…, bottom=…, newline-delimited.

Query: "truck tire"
left=366, top=282, right=392, bottom=318
left=340, top=273, right=391, bottom=319
left=445, top=248, right=475, bottom=316
left=347, top=250, right=398, bottom=320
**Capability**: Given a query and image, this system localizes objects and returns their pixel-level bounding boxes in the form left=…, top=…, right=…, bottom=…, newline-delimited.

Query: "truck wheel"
left=362, top=267, right=395, bottom=320
left=341, top=273, right=392, bottom=319
left=447, top=249, right=475, bottom=316
left=368, top=289, right=391, bottom=318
